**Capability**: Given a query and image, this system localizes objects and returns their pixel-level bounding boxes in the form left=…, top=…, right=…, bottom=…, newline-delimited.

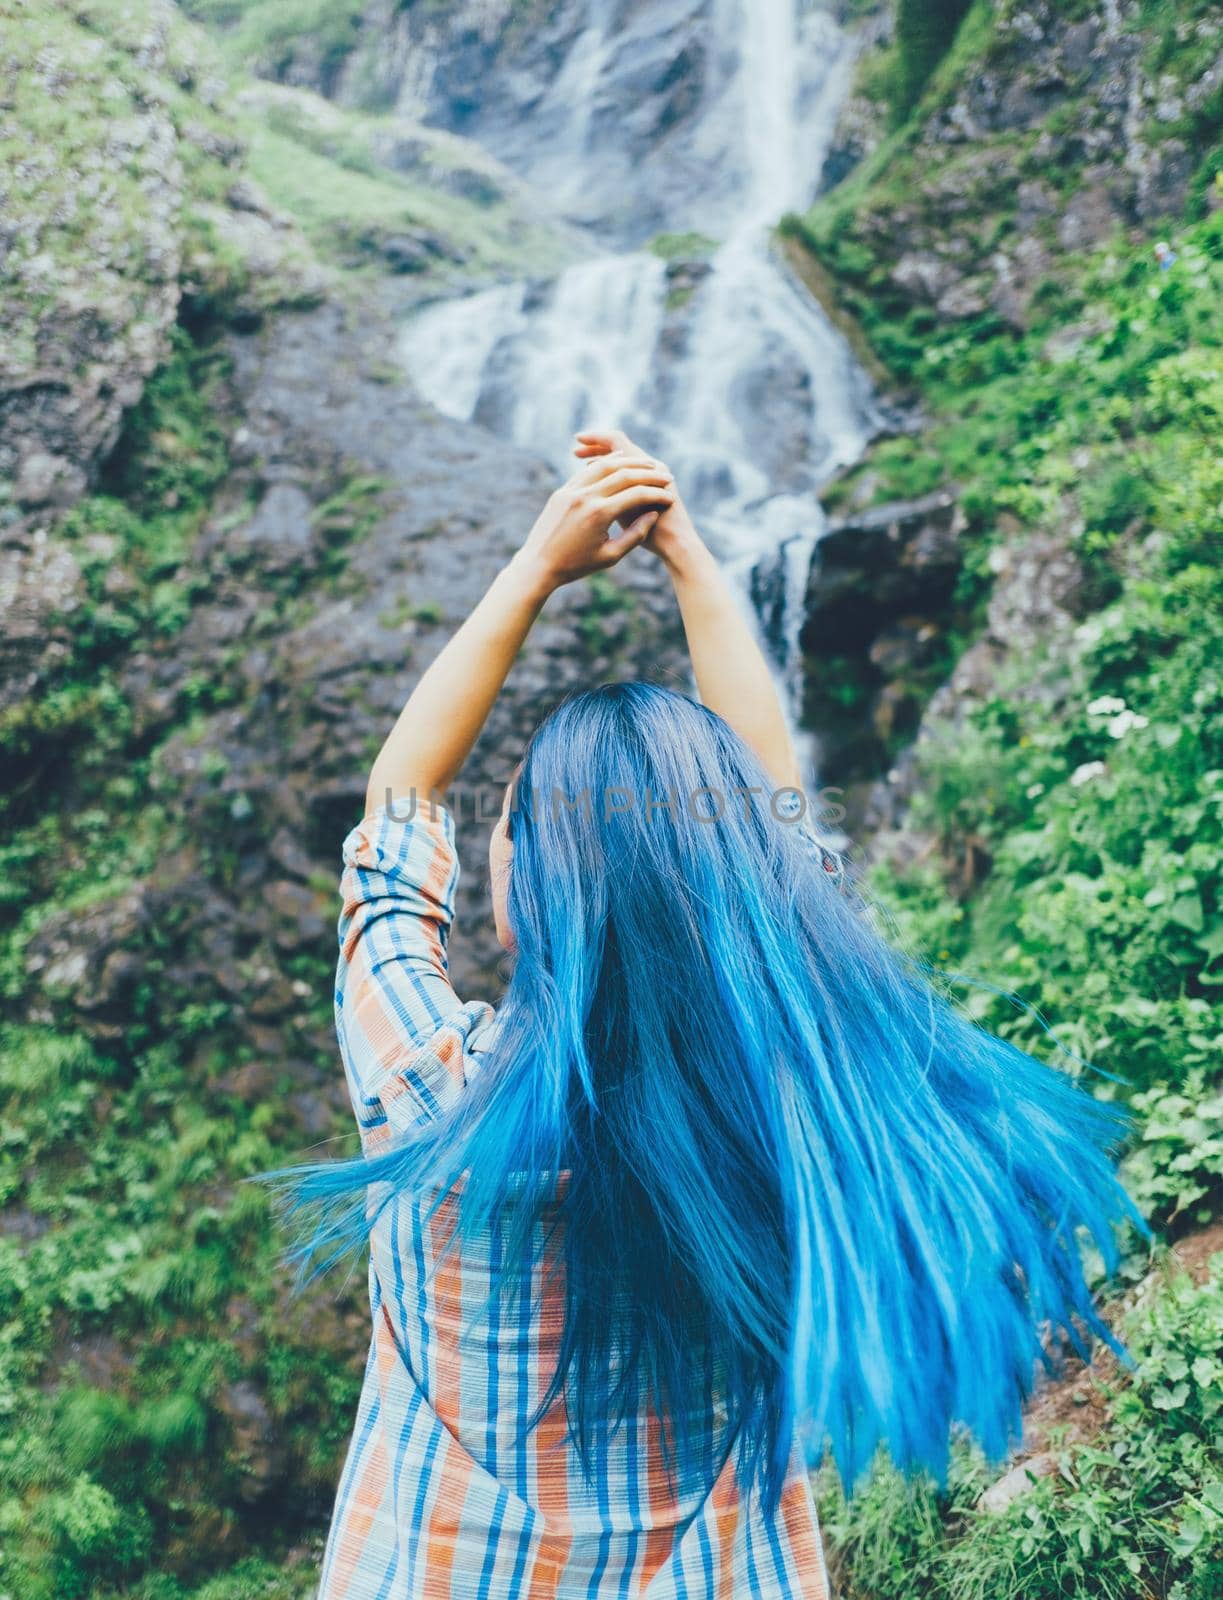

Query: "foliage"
left=242, top=108, right=558, bottom=277
left=1122, top=1075, right=1223, bottom=1237
left=817, top=1258, right=1223, bottom=1600
left=183, top=0, right=367, bottom=92
left=0, top=329, right=234, bottom=828
left=0, top=15, right=364, bottom=1591
left=867, top=236, right=1223, bottom=1096
left=649, top=230, right=719, bottom=261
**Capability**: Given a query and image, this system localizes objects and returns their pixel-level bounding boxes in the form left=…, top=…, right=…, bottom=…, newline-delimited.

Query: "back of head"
left=499, top=683, right=829, bottom=1496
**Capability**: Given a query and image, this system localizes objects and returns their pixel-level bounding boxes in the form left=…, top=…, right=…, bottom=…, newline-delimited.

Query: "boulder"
left=798, top=491, right=964, bottom=794
left=801, top=489, right=963, bottom=652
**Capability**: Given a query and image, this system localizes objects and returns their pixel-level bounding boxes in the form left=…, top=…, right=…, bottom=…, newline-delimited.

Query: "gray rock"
left=1, top=10, right=323, bottom=518
left=223, top=482, right=316, bottom=571
left=797, top=491, right=964, bottom=797
left=802, top=489, right=963, bottom=642
left=836, top=0, right=1201, bottom=339
left=216, top=1380, right=286, bottom=1504
left=864, top=527, right=1085, bottom=838
left=13, top=451, right=87, bottom=509
left=977, top=1453, right=1058, bottom=1514
left=0, top=529, right=84, bottom=716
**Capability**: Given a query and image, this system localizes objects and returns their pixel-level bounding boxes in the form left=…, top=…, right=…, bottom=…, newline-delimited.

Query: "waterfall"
left=398, top=0, right=877, bottom=782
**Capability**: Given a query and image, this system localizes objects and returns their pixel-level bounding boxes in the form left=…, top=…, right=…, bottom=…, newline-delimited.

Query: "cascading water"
left=399, top=0, right=878, bottom=780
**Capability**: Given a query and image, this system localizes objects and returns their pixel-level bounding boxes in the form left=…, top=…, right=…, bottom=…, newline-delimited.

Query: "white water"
left=399, top=0, right=877, bottom=776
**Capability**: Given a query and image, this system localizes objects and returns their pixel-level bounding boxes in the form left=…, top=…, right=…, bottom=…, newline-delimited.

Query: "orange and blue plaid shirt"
left=320, top=799, right=831, bottom=1598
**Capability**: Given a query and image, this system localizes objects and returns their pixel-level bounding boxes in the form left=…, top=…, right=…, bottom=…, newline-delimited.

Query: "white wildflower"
left=1087, top=695, right=1127, bottom=716
left=1108, top=710, right=1149, bottom=739
left=1026, top=782, right=1045, bottom=798
left=1070, top=761, right=1107, bottom=787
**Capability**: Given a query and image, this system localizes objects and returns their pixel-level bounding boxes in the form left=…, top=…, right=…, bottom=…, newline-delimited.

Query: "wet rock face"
left=799, top=490, right=965, bottom=795
left=864, top=525, right=1086, bottom=842
left=819, top=1, right=893, bottom=192
left=1, top=49, right=179, bottom=510
left=322, top=0, right=722, bottom=243
left=18, top=296, right=687, bottom=1115
left=256, top=0, right=851, bottom=246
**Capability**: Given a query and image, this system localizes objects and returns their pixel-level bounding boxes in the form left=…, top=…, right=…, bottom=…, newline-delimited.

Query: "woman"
left=262, top=430, right=1135, bottom=1598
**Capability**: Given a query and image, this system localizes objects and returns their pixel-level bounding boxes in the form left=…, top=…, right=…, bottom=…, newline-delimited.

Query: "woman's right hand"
left=514, top=453, right=676, bottom=591
left=576, top=426, right=801, bottom=789
left=573, top=428, right=705, bottom=572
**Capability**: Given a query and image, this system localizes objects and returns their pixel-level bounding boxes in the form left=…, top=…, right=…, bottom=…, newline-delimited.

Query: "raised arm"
left=365, top=454, right=673, bottom=813
left=574, top=429, right=802, bottom=792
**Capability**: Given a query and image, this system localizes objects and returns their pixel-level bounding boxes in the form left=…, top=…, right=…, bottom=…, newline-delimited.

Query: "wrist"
left=503, top=550, right=559, bottom=608
left=659, top=531, right=717, bottom=584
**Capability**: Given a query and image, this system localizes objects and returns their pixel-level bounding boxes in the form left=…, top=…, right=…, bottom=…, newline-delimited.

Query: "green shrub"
left=1123, top=1075, right=1223, bottom=1237
left=820, top=1261, right=1223, bottom=1599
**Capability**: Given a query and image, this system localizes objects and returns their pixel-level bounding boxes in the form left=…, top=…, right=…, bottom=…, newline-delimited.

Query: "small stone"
left=14, top=451, right=85, bottom=508
left=977, top=1453, right=1057, bottom=1514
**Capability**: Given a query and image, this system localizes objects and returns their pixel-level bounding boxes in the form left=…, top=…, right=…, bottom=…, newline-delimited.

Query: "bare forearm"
left=571, top=429, right=802, bottom=792
left=366, top=553, right=552, bottom=812
left=664, top=538, right=802, bottom=792
left=363, top=454, right=671, bottom=815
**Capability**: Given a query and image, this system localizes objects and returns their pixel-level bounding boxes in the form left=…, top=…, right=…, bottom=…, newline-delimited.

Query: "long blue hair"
left=256, top=682, right=1137, bottom=1513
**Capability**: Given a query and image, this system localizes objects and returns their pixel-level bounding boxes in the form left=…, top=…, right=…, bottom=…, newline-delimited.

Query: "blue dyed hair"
left=256, top=681, right=1138, bottom=1514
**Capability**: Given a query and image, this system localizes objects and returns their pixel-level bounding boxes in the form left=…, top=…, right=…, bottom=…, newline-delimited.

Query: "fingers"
left=593, top=464, right=673, bottom=496
left=571, top=453, right=666, bottom=487
left=574, top=427, right=636, bottom=458
left=620, top=508, right=660, bottom=542
left=602, top=483, right=675, bottom=522
left=600, top=510, right=659, bottom=564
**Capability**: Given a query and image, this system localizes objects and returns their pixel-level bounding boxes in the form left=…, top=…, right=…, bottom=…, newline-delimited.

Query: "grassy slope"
left=239, top=85, right=563, bottom=279
left=792, top=4, right=1222, bottom=1598
left=181, top=0, right=565, bottom=281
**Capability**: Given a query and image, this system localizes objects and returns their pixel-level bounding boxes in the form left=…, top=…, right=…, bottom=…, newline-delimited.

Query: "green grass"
left=183, top=0, right=366, bottom=87
left=649, top=230, right=719, bottom=261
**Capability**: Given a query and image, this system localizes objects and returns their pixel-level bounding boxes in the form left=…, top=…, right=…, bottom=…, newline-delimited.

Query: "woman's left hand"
left=513, top=454, right=675, bottom=592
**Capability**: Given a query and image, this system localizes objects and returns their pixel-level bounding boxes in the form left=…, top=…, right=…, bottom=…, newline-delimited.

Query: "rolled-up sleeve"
left=335, top=798, right=492, bottom=1139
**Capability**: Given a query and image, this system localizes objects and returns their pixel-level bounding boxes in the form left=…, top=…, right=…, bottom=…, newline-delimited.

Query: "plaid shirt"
left=319, top=800, right=832, bottom=1598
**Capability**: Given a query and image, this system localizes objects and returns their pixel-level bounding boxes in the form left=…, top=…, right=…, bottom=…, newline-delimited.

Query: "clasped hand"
left=516, top=430, right=693, bottom=591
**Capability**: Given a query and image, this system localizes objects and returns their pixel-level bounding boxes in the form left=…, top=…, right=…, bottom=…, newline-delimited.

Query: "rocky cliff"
left=198, top=0, right=790, bottom=244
